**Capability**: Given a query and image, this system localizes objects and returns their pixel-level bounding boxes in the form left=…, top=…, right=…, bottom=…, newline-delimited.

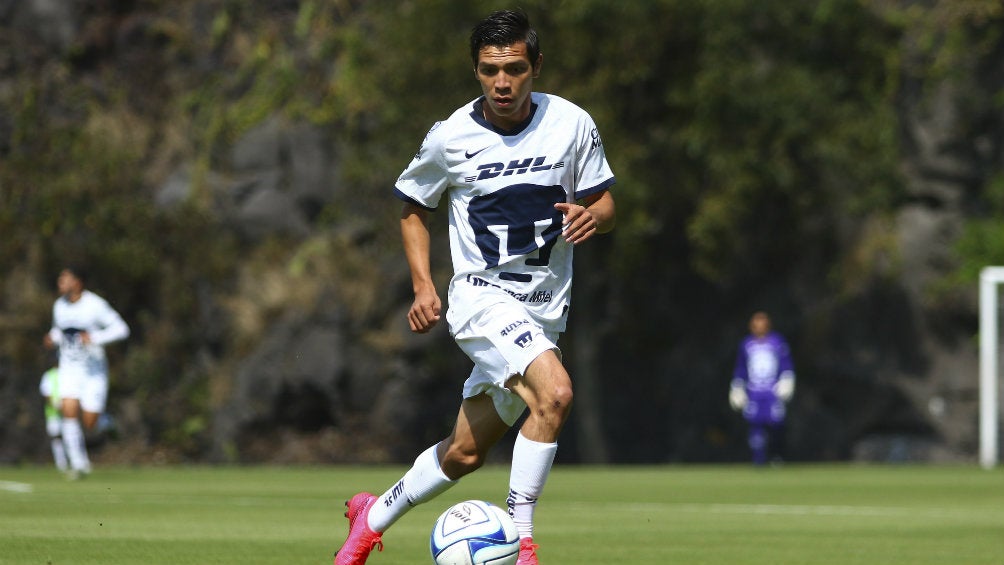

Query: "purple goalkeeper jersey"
left=732, top=332, right=794, bottom=424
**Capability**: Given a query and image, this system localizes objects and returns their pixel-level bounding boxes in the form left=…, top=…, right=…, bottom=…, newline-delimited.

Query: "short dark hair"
left=64, top=264, right=88, bottom=285
left=469, top=9, right=540, bottom=69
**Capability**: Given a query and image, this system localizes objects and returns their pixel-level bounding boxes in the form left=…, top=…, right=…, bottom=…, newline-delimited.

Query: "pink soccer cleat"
left=333, top=492, right=384, bottom=565
left=516, top=537, right=539, bottom=565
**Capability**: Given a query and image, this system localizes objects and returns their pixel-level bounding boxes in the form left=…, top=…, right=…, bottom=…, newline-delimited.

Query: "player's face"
left=750, top=313, right=770, bottom=338
left=475, top=42, right=541, bottom=131
left=57, top=270, right=81, bottom=297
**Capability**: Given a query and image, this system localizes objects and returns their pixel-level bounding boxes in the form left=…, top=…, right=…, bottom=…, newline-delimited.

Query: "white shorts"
left=58, top=363, right=109, bottom=414
left=455, top=302, right=559, bottom=426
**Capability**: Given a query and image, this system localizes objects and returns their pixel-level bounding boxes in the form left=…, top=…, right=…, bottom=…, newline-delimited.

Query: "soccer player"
left=333, top=9, right=616, bottom=565
left=39, top=366, right=68, bottom=472
left=43, top=265, right=130, bottom=479
left=729, top=311, right=795, bottom=465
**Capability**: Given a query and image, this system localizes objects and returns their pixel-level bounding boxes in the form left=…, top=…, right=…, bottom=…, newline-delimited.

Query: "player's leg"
left=748, top=423, right=768, bottom=466
left=438, top=392, right=512, bottom=478
left=79, top=372, right=108, bottom=431
left=767, top=421, right=787, bottom=463
left=59, top=396, right=91, bottom=477
left=335, top=395, right=509, bottom=565
left=68, top=374, right=109, bottom=476
left=369, top=394, right=508, bottom=531
left=746, top=393, right=779, bottom=466
left=767, top=398, right=787, bottom=464
left=506, top=350, right=572, bottom=443
left=504, top=350, right=570, bottom=563
left=43, top=400, right=68, bottom=472
left=456, top=304, right=569, bottom=562
left=80, top=410, right=100, bottom=430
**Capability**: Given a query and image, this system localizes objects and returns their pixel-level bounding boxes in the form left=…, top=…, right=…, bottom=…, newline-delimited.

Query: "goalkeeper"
left=729, top=311, right=795, bottom=465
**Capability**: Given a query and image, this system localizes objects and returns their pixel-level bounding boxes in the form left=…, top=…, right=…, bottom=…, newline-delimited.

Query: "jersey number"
left=468, top=184, right=566, bottom=282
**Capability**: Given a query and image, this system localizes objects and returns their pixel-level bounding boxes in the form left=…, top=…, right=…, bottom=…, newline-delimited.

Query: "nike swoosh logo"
left=465, top=147, right=490, bottom=159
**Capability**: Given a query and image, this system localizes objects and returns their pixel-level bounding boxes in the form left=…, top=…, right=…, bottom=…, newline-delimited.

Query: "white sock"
left=50, top=438, right=68, bottom=471
left=61, top=418, right=91, bottom=473
left=46, top=417, right=68, bottom=471
left=507, top=433, right=557, bottom=540
left=368, top=443, right=456, bottom=532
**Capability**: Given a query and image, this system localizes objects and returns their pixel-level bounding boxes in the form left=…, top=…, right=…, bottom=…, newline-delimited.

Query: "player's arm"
left=775, top=341, right=796, bottom=401
left=729, top=345, right=749, bottom=410
left=401, top=202, right=441, bottom=333
left=44, top=311, right=61, bottom=349
left=555, top=189, right=616, bottom=245
left=90, top=305, right=130, bottom=346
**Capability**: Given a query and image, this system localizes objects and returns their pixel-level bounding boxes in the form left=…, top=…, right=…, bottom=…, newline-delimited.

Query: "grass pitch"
left=0, top=464, right=1001, bottom=564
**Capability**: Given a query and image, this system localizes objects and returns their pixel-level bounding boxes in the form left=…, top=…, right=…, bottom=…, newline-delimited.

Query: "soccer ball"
left=430, top=500, right=520, bottom=565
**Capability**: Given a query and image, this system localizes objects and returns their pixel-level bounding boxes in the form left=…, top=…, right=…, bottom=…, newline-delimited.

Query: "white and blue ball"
left=430, top=500, right=519, bottom=565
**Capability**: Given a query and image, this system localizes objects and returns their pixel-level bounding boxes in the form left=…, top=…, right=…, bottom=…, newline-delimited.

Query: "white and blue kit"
left=395, top=92, right=615, bottom=423
left=47, top=289, right=130, bottom=413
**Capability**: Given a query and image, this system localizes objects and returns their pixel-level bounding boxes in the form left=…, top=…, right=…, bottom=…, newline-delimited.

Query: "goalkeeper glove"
left=774, top=372, right=795, bottom=402
left=729, top=385, right=747, bottom=411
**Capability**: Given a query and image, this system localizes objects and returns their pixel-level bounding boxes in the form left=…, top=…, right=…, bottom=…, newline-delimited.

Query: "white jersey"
left=48, top=290, right=129, bottom=376
left=395, top=93, right=615, bottom=333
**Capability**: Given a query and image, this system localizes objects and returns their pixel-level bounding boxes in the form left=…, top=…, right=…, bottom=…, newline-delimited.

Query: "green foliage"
left=951, top=174, right=1004, bottom=282
left=871, top=1, right=1004, bottom=285
left=661, top=0, right=900, bottom=283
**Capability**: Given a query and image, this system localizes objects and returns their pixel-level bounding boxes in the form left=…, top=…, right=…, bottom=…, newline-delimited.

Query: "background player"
left=39, top=366, right=68, bottom=472
left=730, top=311, right=795, bottom=465
left=43, top=265, right=130, bottom=479
left=333, top=9, right=616, bottom=565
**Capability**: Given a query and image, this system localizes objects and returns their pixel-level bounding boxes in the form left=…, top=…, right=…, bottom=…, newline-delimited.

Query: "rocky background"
left=1, top=0, right=1002, bottom=466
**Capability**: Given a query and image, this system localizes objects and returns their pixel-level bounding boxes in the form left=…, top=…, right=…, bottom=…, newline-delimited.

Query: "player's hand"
left=408, top=289, right=441, bottom=334
left=554, top=202, right=597, bottom=245
left=79, top=331, right=92, bottom=346
left=774, top=376, right=795, bottom=402
left=729, top=386, right=747, bottom=411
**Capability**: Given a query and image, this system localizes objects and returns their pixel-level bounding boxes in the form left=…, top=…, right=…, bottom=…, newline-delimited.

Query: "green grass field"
left=1, top=464, right=1001, bottom=564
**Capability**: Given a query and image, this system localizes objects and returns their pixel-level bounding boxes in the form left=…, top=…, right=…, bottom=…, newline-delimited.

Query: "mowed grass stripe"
left=0, top=464, right=1001, bottom=564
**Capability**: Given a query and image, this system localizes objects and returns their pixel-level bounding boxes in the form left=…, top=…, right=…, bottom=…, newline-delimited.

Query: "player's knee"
left=553, top=384, right=573, bottom=416
left=534, top=384, right=573, bottom=428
